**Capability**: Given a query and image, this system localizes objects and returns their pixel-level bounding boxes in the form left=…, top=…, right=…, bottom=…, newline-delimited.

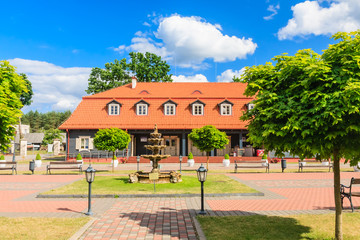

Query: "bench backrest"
left=351, top=178, right=360, bottom=185
left=0, top=162, right=17, bottom=165
left=49, top=162, right=80, bottom=165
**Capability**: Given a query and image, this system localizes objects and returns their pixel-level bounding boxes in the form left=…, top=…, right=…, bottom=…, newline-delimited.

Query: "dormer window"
left=135, top=100, right=150, bottom=115
left=190, top=100, right=205, bottom=116
left=162, top=100, right=178, bottom=116
left=218, top=100, right=234, bottom=116
left=248, top=103, right=255, bottom=110
left=106, top=100, right=122, bottom=116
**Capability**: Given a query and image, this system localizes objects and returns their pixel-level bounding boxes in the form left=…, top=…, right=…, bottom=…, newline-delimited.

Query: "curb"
left=37, top=192, right=264, bottom=198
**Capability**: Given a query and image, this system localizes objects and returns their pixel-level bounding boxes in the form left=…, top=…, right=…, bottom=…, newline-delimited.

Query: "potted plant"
left=187, top=152, right=195, bottom=167
left=111, top=154, right=119, bottom=167
left=76, top=153, right=83, bottom=167
left=223, top=154, right=230, bottom=167
left=261, top=154, right=268, bottom=166
left=35, top=153, right=42, bottom=167
left=0, top=155, right=5, bottom=168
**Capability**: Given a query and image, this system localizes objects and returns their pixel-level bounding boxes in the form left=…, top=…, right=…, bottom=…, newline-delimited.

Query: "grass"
left=41, top=174, right=258, bottom=195
left=0, top=217, right=89, bottom=240
left=197, top=213, right=360, bottom=240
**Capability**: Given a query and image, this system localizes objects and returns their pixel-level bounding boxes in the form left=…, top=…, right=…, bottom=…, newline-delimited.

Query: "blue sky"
left=2, top=0, right=359, bottom=113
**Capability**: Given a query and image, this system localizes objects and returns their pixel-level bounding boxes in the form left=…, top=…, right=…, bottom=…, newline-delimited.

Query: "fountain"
left=129, top=125, right=182, bottom=183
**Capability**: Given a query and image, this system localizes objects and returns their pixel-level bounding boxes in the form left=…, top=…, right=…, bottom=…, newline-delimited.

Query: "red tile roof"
left=59, top=82, right=254, bottom=130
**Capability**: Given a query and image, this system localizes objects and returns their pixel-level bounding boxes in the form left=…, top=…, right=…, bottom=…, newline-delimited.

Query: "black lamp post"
left=85, top=165, right=96, bottom=216
left=179, top=155, right=183, bottom=174
left=137, top=156, right=140, bottom=172
left=197, top=163, right=207, bottom=215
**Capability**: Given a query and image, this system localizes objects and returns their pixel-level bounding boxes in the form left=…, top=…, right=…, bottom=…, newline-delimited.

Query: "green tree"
left=188, top=125, right=229, bottom=170
left=240, top=31, right=360, bottom=240
left=93, top=128, right=130, bottom=159
left=86, top=52, right=172, bottom=94
left=0, top=61, right=28, bottom=151
left=18, top=73, right=33, bottom=139
left=42, top=129, right=63, bottom=145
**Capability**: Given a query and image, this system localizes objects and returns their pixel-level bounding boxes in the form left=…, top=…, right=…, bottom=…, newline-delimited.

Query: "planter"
left=34, top=160, right=42, bottom=168
left=354, top=163, right=360, bottom=172
left=262, top=160, right=268, bottom=167
left=111, top=159, right=119, bottom=168
left=187, top=159, right=195, bottom=167
left=77, top=160, right=83, bottom=167
left=223, top=159, right=230, bottom=167
left=321, top=161, right=329, bottom=166
left=0, top=160, right=5, bottom=168
left=300, top=162, right=306, bottom=166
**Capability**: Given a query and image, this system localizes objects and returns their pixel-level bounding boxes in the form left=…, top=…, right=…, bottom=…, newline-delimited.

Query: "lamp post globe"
left=197, top=163, right=207, bottom=215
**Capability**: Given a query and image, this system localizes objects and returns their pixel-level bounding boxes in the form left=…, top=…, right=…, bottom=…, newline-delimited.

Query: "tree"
left=86, top=52, right=172, bottom=94
left=42, top=129, right=63, bottom=145
left=240, top=31, right=360, bottom=240
left=18, top=73, right=33, bottom=140
left=0, top=61, right=28, bottom=152
left=93, top=128, right=130, bottom=159
left=188, top=125, right=229, bottom=170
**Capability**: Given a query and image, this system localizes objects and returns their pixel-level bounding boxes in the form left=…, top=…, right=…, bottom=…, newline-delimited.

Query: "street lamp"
left=137, top=156, right=140, bottom=172
left=197, top=163, right=207, bottom=215
left=179, top=155, right=183, bottom=174
left=85, top=165, right=96, bottom=216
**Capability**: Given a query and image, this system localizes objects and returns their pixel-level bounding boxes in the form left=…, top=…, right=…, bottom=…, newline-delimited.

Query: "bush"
left=224, top=154, right=230, bottom=159
left=262, top=154, right=267, bottom=159
left=76, top=153, right=82, bottom=160
left=188, top=152, right=193, bottom=159
left=35, top=153, right=41, bottom=160
left=112, top=154, right=117, bottom=160
left=0, top=155, right=4, bottom=160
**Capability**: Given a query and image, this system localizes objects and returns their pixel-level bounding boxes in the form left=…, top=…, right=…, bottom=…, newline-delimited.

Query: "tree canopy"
left=21, top=110, right=71, bottom=132
left=93, top=128, right=130, bottom=157
left=188, top=125, right=229, bottom=169
left=19, top=73, right=33, bottom=106
left=42, top=128, right=63, bottom=145
left=0, top=60, right=28, bottom=151
left=240, top=31, right=360, bottom=240
left=86, top=52, right=172, bottom=94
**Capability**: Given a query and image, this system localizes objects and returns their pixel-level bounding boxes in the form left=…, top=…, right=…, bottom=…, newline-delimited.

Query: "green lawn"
left=197, top=213, right=360, bottom=240
left=0, top=217, right=89, bottom=240
left=42, top=174, right=258, bottom=195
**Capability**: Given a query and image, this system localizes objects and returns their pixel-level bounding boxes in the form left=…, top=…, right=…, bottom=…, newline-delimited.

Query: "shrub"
left=188, top=152, right=193, bottom=159
left=112, top=154, right=117, bottom=160
left=262, top=154, right=267, bottom=159
left=224, top=154, right=230, bottom=159
left=35, top=153, right=41, bottom=160
left=0, top=155, right=4, bottom=160
left=76, top=153, right=82, bottom=160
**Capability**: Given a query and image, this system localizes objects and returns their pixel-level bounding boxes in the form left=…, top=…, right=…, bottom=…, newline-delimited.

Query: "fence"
left=66, top=149, right=129, bottom=160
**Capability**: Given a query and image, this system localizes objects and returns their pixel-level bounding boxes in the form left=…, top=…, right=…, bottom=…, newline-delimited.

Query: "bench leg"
left=349, top=196, right=354, bottom=212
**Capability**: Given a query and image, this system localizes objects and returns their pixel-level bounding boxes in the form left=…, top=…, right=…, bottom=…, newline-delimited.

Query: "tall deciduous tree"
left=93, top=128, right=130, bottom=159
left=42, top=129, right=63, bottom=145
left=18, top=73, right=33, bottom=140
left=86, top=52, right=172, bottom=94
left=0, top=61, right=28, bottom=151
left=188, top=125, right=229, bottom=170
left=240, top=31, right=360, bottom=240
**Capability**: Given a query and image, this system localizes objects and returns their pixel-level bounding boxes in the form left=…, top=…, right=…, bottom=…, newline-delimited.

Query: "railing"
left=65, top=149, right=129, bottom=160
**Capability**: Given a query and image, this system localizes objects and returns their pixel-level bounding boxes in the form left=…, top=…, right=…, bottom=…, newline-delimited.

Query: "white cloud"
left=116, top=15, right=257, bottom=69
left=171, top=74, right=208, bottom=82
left=278, top=0, right=360, bottom=40
left=216, top=68, right=245, bottom=82
left=264, top=4, right=280, bottom=20
left=9, top=58, right=91, bottom=112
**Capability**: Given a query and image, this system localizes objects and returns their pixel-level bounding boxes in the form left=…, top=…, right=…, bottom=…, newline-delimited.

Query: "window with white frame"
left=165, top=104, right=176, bottom=115
left=80, top=137, right=90, bottom=150
left=137, top=104, right=148, bottom=115
left=108, top=104, right=120, bottom=115
left=192, top=104, right=204, bottom=115
left=221, top=104, right=232, bottom=115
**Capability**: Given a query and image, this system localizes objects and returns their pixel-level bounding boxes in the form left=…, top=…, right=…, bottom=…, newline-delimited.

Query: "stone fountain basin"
left=129, top=171, right=182, bottom=184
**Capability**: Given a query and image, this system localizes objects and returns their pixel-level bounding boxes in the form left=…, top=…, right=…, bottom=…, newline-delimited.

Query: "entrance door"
left=135, top=135, right=149, bottom=155
left=163, top=136, right=179, bottom=156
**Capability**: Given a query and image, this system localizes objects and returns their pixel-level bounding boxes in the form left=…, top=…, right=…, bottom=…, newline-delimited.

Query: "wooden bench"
left=298, top=160, right=333, bottom=172
left=341, top=177, right=360, bottom=212
left=46, top=162, right=82, bottom=174
left=0, top=162, right=17, bottom=175
left=234, top=160, right=269, bottom=173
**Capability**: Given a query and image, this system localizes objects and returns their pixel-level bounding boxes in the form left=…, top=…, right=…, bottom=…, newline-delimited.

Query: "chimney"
left=132, top=76, right=137, bottom=89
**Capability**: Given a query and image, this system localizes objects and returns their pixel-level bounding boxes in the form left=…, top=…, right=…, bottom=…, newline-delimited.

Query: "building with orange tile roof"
left=59, top=78, right=256, bottom=157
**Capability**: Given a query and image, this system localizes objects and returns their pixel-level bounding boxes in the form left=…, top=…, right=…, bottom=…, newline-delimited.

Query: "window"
left=137, top=104, right=148, bottom=115
left=165, top=104, right=176, bottom=115
left=221, top=104, right=232, bottom=115
left=248, top=103, right=255, bottom=110
left=108, top=104, right=120, bottom=115
left=193, top=104, right=204, bottom=115
left=80, top=137, right=89, bottom=150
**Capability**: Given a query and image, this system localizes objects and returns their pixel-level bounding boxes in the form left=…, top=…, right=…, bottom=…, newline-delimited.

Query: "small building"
left=59, top=79, right=255, bottom=157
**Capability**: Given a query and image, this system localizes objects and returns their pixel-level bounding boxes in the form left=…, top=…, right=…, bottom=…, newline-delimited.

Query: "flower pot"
left=0, top=160, right=5, bottom=168
left=111, top=159, right=119, bottom=168
left=223, top=159, right=230, bottom=167
left=262, top=160, right=268, bottom=167
left=77, top=160, right=83, bottom=167
left=34, top=160, right=42, bottom=168
left=321, top=161, right=329, bottom=166
left=187, top=159, right=195, bottom=167
left=354, top=163, right=360, bottom=172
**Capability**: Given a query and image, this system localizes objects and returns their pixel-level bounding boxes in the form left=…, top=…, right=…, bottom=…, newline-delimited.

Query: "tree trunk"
left=18, top=117, right=23, bottom=140
left=206, top=152, right=210, bottom=170
left=333, top=150, right=343, bottom=240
